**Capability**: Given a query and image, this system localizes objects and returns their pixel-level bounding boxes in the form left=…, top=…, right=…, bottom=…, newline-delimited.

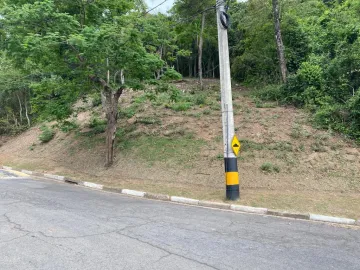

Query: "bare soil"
left=1, top=79, right=359, bottom=219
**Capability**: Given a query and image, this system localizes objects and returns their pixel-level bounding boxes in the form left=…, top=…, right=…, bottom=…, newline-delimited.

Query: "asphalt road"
left=0, top=170, right=359, bottom=270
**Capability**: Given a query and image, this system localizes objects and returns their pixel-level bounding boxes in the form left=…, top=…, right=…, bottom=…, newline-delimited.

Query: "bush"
left=89, top=117, right=107, bottom=134
left=0, top=119, right=26, bottom=135
left=39, top=125, right=55, bottom=143
left=161, top=68, right=182, bottom=81
left=253, top=85, right=283, bottom=101
left=59, top=120, right=79, bottom=133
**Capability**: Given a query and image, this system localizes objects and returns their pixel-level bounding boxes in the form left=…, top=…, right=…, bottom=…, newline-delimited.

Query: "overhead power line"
left=143, top=0, right=171, bottom=15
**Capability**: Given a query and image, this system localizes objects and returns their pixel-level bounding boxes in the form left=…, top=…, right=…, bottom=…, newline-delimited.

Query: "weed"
left=268, top=141, right=293, bottom=152
left=193, top=93, right=207, bottom=105
left=168, top=102, right=192, bottom=112
left=260, top=162, right=280, bottom=173
left=290, top=124, right=311, bottom=139
left=137, top=117, right=162, bottom=125
left=240, top=139, right=264, bottom=151
left=203, top=109, right=211, bottom=115
left=119, top=104, right=139, bottom=118
left=210, top=103, right=221, bottom=111
left=311, top=142, right=327, bottom=152
left=59, top=120, right=79, bottom=133
left=39, top=125, right=55, bottom=143
left=133, top=95, right=147, bottom=104
left=216, top=154, right=224, bottom=160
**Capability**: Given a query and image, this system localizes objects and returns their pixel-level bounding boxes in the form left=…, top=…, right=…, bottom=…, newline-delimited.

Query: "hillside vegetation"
left=1, top=79, right=359, bottom=219
left=0, top=1, right=359, bottom=218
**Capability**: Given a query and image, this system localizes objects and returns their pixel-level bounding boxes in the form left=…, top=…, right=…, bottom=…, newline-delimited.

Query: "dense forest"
left=0, top=0, right=359, bottom=154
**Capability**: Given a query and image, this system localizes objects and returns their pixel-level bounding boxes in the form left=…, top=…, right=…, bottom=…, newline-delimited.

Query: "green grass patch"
left=118, top=135, right=206, bottom=167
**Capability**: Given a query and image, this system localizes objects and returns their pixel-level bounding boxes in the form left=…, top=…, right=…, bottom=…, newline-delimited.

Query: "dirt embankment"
left=1, top=79, right=359, bottom=219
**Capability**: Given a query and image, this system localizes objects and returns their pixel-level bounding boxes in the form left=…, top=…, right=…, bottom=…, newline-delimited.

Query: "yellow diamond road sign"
left=232, top=136, right=241, bottom=156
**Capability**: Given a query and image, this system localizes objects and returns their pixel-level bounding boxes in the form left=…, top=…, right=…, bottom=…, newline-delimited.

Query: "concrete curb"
left=82, top=182, right=103, bottom=190
left=199, top=201, right=230, bottom=210
left=1, top=164, right=359, bottom=227
left=171, top=196, right=199, bottom=205
left=310, top=214, right=356, bottom=225
left=44, top=173, right=65, bottom=181
left=103, top=187, right=122, bottom=193
left=21, top=169, right=33, bottom=175
left=230, top=205, right=268, bottom=214
left=122, top=189, right=145, bottom=197
left=268, top=210, right=310, bottom=220
left=145, top=192, right=170, bottom=201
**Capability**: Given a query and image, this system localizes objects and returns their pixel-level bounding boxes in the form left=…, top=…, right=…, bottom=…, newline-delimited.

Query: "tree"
left=1, top=0, right=163, bottom=166
left=172, top=0, right=215, bottom=83
left=272, top=0, right=288, bottom=83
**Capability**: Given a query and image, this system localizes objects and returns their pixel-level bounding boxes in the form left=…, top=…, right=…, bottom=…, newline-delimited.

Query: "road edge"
left=2, top=165, right=359, bottom=227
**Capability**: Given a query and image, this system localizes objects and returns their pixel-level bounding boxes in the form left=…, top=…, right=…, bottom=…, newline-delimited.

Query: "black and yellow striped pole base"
left=225, top=157, right=240, bottom=200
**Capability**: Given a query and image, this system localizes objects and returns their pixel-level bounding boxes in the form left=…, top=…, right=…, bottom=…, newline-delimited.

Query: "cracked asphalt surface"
left=0, top=171, right=360, bottom=270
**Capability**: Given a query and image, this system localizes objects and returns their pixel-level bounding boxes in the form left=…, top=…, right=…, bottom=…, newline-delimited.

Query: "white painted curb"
left=171, top=196, right=199, bottom=205
left=3, top=166, right=12, bottom=170
left=122, top=189, right=145, bottom=197
left=310, top=214, right=356, bottom=225
left=21, top=169, right=33, bottom=175
left=44, top=174, right=65, bottom=181
left=83, top=182, right=103, bottom=190
left=230, top=205, right=268, bottom=214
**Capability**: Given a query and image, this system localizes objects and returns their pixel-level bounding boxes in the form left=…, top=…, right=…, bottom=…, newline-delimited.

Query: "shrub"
left=161, top=68, right=182, bottom=81
left=89, top=117, right=107, bottom=134
left=59, top=120, right=79, bottom=133
left=39, top=125, right=55, bottom=143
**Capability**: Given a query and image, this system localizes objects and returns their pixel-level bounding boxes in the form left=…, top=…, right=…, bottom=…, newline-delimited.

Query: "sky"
left=144, top=0, right=246, bottom=14
left=145, top=0, right=176, bottom=14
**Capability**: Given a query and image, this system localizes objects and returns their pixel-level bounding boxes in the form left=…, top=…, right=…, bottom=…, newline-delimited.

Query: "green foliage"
left=58, top=120, right=79, bottom=133
left=161, top=68, right=182, bottom=81
left=39, top=125, right=55, bottom=143
left=89, top=117, right=107, bottom=134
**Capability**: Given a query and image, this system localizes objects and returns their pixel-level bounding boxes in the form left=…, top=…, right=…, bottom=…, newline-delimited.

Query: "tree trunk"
left=189, top=57, right=192, bottom=78
left=102, top=84, right=124, bottom=167
left=24, top=94, right=31, bottom=127
left=198, top=12, right=205, bottom=89
left=272, top=0, right=287, bottom=83
left=91, top=71, right=124, bottom=167
left=16, top=93, right=23, bottom=125
left=212, top=61, right=215, bottom=78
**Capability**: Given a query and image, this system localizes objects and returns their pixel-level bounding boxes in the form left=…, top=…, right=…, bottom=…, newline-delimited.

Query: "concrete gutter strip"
left=122, top=189, right=145, bottom=197
left=310, top=214, right=356, bottom=225
left=44, top=174, right=65, bottom=181
left=199, top=201, right=230, bottom=210
left=171, top=196, right=199, bottom=205
left=83, top=182, right=104, bottom=190
left=230, top=205, right=268, bottom=214
left=21, top=169, right=33, bottom=175
left=3, top=166, right=12, bottom=170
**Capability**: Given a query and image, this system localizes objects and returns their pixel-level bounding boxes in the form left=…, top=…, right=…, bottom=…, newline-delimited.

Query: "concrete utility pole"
left=216, top=0, right=240, bottom=200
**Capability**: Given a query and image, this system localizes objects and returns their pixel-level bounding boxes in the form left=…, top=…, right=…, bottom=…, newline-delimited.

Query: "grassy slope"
left=1, top=79, right=359, bottom=219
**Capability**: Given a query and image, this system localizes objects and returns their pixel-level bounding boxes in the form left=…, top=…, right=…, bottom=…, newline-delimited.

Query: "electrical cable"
left=143, top=0, right=171, bottom=16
